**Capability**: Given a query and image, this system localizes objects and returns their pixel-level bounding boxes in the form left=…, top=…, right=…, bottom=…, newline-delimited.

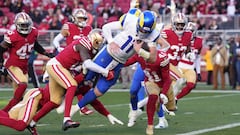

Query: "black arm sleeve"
left=34, top=41, right=46, bottom=55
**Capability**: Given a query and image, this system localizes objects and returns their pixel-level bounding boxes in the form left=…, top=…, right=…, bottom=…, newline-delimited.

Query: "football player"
left=75, top=9, right=171, bottom=128
left=0, top=12, right=54, bottom=112
left=52, top=8, right=94, bottom=115
left=0, top=82, right=123, bottom=135
left=175, top=22, right=202, bottom=101
left=125, top=49, right=172, bottom=135
left=30, top=29, right=114, bottom=131
left=161, top=12, right=192, bottom=97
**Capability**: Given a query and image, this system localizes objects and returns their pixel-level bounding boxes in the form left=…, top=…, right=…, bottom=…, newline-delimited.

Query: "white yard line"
left=176, top=122, right=240, bottom=135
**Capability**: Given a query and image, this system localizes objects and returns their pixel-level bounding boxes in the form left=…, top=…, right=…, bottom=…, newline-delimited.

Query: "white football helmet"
left=171, top=13, right=188, bottom=35
left=88, top=29, right=104, bottom=50
left=14, top=12, right=33, bottom=34
left=186, top=22, right=197, bottom=39
left=72, top=8, right=88, bottom=28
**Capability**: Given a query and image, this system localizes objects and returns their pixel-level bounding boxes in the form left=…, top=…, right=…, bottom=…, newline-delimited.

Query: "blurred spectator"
left=0, top=16, right=15, bottom=41
left=110, top=2, right=123, bottom=18
left=227, top=0, right=236, bottom=15
left=230, top=35, right=240, bottom=90
left=9, top=0, right=24, bottom=13
left=49, top=14, right=62, bottom=30
left=204, top=43, right=214, bottom=85
left=211, top=37, right=229, bottom=90
left=29, top=8, right=44, bottom=26
left=120, top=66, right=134, bottom=89
left=100, top=3, right=111, bottom=23
left=38, top=19, right=50, bottom=35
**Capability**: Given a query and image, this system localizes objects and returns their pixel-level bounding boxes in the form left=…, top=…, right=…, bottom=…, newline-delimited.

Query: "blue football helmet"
left=137, top=10, right=156, bottom=38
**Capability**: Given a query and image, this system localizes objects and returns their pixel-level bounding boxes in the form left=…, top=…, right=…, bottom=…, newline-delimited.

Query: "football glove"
left=160, top=93, right=168, bottom=104
left=107, top=114, right=124, bottom=125
left=106, top=70, right=114, bottom=80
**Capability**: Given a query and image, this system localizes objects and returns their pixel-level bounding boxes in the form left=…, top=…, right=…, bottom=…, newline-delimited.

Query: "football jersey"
left=178, top=36, right=203, bottom=69
left=106, top=8, right=160, bottom=63
left=62, top=22, right=92, bottom=45
left=125, top=50, right=171, bottom=95
left=56, top=36, right=94, bottom=69
left=163, top=29, right=192, bottom=66
left=4, top=27, right=38, bottom=73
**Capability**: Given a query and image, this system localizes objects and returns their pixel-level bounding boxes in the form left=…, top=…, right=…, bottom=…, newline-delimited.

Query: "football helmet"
left=171, top=13, right=188, bottom=35
left=186, top=22, right=197, bottom=38
left=72, top=8, right=88, bottom=27
left=88, top=29, right=104, bottom=50
left=14, top=12, right=33, bottom=34
left=137, top=10, right=156, bottom=39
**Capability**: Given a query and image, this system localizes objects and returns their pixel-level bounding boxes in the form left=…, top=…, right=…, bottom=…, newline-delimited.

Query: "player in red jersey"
left=0, top=81, right=123, bottom=135
left=0, top=12, right=54, bottom=112
left=52, top=8, right=93, bottom=115
left=175, top=22, right=203, bottom=101
left=30, top=29, right=114, bottom=131
left=161, top=13, right=192, bottom=95
left=125, top=45, right=173, bottom=135
left=53, top=8, right=92, bottom=53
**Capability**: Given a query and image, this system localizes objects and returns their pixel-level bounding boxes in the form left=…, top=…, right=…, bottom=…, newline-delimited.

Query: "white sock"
left=30, top=120, right=36, bottom=127
left=63, top=117, right=71, bottom=123
left=137, top=97, right=148, bottom=109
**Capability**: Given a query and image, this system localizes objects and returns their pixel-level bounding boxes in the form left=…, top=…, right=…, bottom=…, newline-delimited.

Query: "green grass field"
left=0, top=83, right=240, bottom=135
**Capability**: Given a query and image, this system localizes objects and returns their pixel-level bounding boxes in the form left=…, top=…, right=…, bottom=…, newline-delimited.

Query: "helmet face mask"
left=73, top=8, right=88, bottom=27
left=137, top=10, right=156, bottom=39
left=14, top=12, right=33, bottom=35
left=172, top=13, right=188, bottom=35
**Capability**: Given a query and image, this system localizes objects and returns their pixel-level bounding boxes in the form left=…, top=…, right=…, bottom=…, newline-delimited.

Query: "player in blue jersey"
left=75, top=9, right=170, bottom=125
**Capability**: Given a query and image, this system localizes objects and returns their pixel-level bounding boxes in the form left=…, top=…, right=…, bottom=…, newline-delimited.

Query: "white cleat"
left=154, top=117, right=168, bottom=129
left=127, top=109, right=143, bottom=127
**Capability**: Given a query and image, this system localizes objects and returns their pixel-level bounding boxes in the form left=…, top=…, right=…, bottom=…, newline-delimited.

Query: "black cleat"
left=27, top=126, right=39, bottom=135
left=62, top=120, right=80, bottom=131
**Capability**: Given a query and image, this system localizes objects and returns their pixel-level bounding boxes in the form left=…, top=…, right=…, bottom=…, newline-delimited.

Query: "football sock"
left=147, top=94, right=158, bottom=125
left=2, top=83, right=27, bottom=112
left=33, top=101, right=58, bottom=122
left=90, top=99, right=109, bottom=117
left=0, top=117, right=27, bottom=131
left=176, top=82, right=195, bottom=100
left=137, top=97, right=148, bottom=109
left=157, top=104, right=164, bottom=117
left=78, top=89, right=97, bottom=108
left=130, top=94, right=138, bottom=110
left=64, top=86, right=77, bottom=117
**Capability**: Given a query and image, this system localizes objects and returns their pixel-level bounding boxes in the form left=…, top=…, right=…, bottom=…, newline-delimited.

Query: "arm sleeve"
left=53, top=33, right=64, bottom=49
left=82, top=59, right=109, bottom=77
left=195, top=54, right=201, bottom=74
left=102, top=21, right=122, bottom=43
left=34, top=41, right=46, bottom=55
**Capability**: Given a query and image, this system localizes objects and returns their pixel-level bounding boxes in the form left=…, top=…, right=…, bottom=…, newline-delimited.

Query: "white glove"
left=107, top=114, right=124, bottom=125
left=160, top=94, right=168, bottom=104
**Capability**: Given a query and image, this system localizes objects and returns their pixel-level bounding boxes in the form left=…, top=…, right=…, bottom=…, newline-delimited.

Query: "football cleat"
left=62, top=120, right=80, bottom=131
left=146, top=125, right=154, bottom=135
left=27, top=126, right=39, bottom=135
left=80, top=106, right=94, bottom=115
left=127, top=109, right=143, bottom=127
left=154, top=117, right=169, bottom=129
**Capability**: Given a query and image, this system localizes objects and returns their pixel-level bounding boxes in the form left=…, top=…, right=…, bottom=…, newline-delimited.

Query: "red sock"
left=0, top=117, right=27, bottom=131
left=147, top=94, right=158, bottom=125
left=90, top=99, right=110, bottom=117
left=33, top=101, right=59, bottom=122
left=76, top=94, right=83, bottom=101
left=176, top=82, right=195, bottom=100
left=0, top=110, right=9, bottom=117
left=2, top=83, right=27, bottom=112
left=64, top=86, right=77, bottom=117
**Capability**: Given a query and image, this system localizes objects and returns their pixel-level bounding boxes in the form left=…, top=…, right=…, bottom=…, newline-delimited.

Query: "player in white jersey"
left=75, top=9, right=170, bottom=127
